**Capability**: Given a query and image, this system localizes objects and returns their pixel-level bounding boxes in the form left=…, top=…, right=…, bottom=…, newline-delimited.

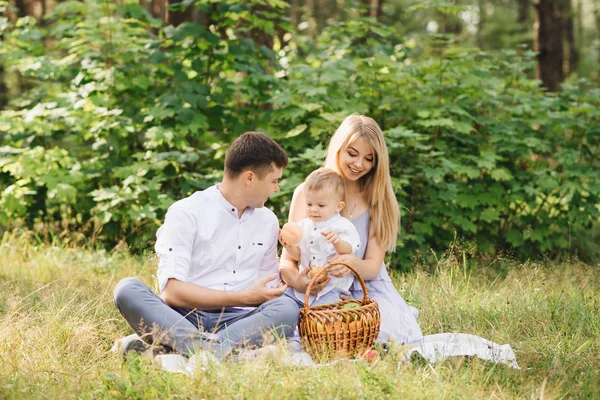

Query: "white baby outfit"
left=293, top=213, right=360, bottom=304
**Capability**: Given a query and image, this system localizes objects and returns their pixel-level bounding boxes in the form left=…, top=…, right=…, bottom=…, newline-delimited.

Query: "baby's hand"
left=321, top=229, right=340, bottom=244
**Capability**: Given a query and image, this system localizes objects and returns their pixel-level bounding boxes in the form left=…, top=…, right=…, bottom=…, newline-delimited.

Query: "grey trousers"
left=113, top=277, right=299, bottom=358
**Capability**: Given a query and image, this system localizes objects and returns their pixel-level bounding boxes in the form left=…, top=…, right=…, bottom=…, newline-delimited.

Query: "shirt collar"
left=212, top=184, right=255, bottom=218
left=313, top=212, right=341, bottom=229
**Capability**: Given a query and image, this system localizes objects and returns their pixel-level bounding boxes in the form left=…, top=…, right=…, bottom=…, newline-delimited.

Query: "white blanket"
left=112, top=332, right=520, bottom=375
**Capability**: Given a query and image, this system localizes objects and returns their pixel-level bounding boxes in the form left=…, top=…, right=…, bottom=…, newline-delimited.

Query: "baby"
left=281, top=167, right=360, bottom=306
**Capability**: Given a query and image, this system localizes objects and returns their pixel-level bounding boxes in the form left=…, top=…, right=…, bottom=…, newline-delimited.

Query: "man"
left=114, top=132, right=299, bottom=358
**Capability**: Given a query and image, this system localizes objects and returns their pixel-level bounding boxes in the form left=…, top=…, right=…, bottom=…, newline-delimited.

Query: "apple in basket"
left=280, top=222, right=303, bottom=246
left=341, top=301, right=360, bottom=323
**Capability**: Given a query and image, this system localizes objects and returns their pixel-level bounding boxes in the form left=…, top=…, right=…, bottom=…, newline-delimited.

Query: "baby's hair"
left=304, top=167, right=346, bottom=200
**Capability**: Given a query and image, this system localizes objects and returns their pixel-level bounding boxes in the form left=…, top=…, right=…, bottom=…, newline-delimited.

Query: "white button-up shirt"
left=293, top=213, right=360, bottom=304
left=155, top=185, right=280, bottom=294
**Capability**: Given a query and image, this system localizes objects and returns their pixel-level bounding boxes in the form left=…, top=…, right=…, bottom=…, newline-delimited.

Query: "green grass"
left=1, top=233, right=598, bottom=399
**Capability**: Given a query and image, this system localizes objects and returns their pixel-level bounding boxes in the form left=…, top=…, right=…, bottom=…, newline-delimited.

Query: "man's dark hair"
left=225, top=132, right=288, bottom=178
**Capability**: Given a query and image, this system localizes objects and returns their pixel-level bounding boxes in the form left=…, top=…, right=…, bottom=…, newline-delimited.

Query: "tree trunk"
left=0, top=61, right=8, bottom=110
left=516, top=0, right=533, bottom=48
left=596, top=0, right=600, bottom=79
left=376, top=0, right=384, bottom=18
left=438, top=7, right=463, bottom=35
left=477, top=0, right=486, bottom=48
left=15, top=0, right=42, bottom=19
left=518, top=0, right=530, bottom=25
left=561, top=0, right=577, bottom=76
left=167, top=1, right=194, bottom=26
left=534, top=0, right=564, bottom=91
left=305, top=0, right=317, bottom=41
left=150, top=0, right=167, bottom=21
left=289, top=0, right=299, bottom=27
left=576, top=0, right=583, bottom=54
left=360, top=0, right=383, bottom=19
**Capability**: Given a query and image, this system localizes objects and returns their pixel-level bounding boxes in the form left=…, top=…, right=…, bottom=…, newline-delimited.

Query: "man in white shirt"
left=114, top=132, right=298, bottom=358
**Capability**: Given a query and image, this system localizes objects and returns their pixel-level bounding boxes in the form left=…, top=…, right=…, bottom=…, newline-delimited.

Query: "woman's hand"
left=327, top=254, right=360, bottom=278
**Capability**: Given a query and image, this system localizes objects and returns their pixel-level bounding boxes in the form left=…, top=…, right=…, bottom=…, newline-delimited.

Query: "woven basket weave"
left=298, top=262, right=380, bottom=360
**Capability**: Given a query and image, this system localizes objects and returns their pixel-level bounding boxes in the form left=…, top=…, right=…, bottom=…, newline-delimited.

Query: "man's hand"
left=241, top=274, right=287, bottom=306
left=321, top=229, right=340, bottom=244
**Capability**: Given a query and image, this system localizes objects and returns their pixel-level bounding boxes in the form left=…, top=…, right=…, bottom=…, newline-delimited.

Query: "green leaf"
left=299, top=103, right=322, bottom=112
left=456, top=193, right=479, bottom=209
left=417, top=118, right=454, bottom=128
left=506, top=229, right=524, bottom=246
left=412, top=221, right=433, bottom=236
left=285, top=124, right=308, bottom=138
left=452, top=216, right=477, bottom=233
left=454, top=164, right=480, bottom=179
left=491, top=168, right=513, bottom=181
left=477, top=151, right=500, bottom=169
left=480, top=208, right=500, bottom=223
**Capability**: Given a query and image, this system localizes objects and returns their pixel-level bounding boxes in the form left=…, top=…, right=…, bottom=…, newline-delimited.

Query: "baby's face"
left=304, top=187, right=344, bottom=222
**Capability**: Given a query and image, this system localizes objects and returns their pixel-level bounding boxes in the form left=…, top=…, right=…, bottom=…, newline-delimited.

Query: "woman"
left=279, top=114, right=423, bottom=344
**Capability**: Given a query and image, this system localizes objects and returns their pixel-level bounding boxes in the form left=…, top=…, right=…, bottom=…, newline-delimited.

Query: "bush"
left=1, top=1, right=598, bottom=266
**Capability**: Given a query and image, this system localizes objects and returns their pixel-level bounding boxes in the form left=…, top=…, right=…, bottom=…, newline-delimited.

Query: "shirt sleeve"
left=336, top=218, right=361, bottom=255
left=155, top=205, right=196, bottom=293
left=259, top=214, right=281, bottom=288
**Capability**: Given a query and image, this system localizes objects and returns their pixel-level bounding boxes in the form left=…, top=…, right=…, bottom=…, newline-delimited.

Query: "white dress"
left=348, top=210, right=519, bottom=368
left=348, top=210, right=423, bottom=344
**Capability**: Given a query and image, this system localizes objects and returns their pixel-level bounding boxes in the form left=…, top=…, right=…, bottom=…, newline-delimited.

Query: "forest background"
left=0, top=0, right=599, bottom=269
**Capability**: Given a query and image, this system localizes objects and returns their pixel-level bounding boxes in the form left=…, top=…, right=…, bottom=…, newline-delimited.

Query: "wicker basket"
left=298, top=262, right=380, bottom=360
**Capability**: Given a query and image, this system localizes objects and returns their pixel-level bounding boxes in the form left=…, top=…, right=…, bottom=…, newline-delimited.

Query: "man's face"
left=248, top=166, right=282, bottom=208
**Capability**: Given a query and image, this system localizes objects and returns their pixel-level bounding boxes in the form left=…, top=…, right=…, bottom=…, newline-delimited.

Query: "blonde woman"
left=280, top=114, right=423, bottom=344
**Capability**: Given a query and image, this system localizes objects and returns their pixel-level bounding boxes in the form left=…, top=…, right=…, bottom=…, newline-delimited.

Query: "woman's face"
left=339, top=136, right=375, bottom=183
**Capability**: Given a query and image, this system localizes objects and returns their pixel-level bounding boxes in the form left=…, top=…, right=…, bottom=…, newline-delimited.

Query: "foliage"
left=271, top=19, right=600, bottom=266
left=0, top=0, right=289, bottom=249
left=0, top=0, right=598, bottom=266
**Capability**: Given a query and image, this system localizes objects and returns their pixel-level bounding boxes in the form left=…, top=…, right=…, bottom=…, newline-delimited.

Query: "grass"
left=0, top=233, right=598, bottom=399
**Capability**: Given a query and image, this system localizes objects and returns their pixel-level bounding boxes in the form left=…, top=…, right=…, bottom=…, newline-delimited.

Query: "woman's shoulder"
left=290, top=182, right=306, bottom=205
left=293, top=182, right=306, bottom=196
left=288, top=182, right=307, bottom=222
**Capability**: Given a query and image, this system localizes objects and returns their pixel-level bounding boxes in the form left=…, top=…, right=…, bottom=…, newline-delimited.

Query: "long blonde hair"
left=324, top=114, right=400, bottom=252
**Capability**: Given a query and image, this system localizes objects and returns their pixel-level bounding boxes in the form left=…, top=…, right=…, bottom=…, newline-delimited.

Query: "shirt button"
left=233, top=270, right=236, bottom=274
left=310, top=241, right=313, bottom=244
left=231, top=208, right=235, bottom=212
left=312, top=256, right=316, bottom=259
left=238, top=245, right=241, bottom=249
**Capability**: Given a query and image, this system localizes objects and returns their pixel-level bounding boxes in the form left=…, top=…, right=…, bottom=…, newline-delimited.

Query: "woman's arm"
left=328, top=220, right=385, bottom=281
left=279, top=183, right=329, bottom=294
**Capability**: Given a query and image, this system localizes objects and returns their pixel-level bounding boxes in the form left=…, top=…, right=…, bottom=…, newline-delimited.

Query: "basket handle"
left=303, top=262, right=370, bottom=309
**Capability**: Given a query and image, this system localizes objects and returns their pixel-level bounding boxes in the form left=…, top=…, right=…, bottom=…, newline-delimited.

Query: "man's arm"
left=161, top=275, right=286, bottom=309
